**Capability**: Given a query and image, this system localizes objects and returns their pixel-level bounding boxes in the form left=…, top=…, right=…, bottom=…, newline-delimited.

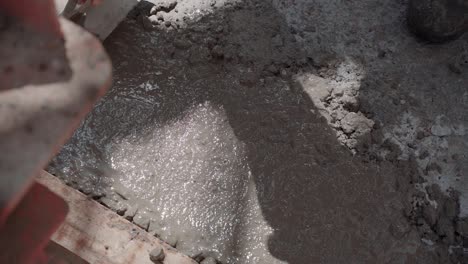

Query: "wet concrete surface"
left=49, top=0, right=468, bottom=263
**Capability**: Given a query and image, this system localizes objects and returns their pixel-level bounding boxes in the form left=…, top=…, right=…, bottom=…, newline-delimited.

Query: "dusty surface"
left=50, top=0, right=468, bottom=263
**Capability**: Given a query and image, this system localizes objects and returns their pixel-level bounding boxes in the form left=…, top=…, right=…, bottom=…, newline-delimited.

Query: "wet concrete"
left=49, top=0, right=468, bottom=263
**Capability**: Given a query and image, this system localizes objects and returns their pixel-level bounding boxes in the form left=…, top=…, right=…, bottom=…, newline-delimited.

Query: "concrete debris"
left=149, top=245, right=166, bottom=263
left=340, top=112, right=374, bottom=135
left=99, top=196, right=127, bottom=216
left=124, top=205, right=138, bottom=221
left=158, top=232, right=178, bottom=247
left=150, top=0, right=178, bottom=14
left=133, top=212, right=151, bottom=231
left=421, top=238, right=435, bottom=246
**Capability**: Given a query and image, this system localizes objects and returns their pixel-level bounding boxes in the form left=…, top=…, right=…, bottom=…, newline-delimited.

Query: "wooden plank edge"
left=37, top=170, right=197, bottom=264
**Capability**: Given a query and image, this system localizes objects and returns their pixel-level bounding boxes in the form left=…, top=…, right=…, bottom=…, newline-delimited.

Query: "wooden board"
left=37, top=171, right=196, bottom=264
left=45, top=241, right=89, bottom=264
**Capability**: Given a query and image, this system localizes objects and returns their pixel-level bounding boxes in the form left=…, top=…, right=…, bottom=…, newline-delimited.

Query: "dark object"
left=149, top=246, right=166, bottom=263
left=407, top=0, right=468, bottom=43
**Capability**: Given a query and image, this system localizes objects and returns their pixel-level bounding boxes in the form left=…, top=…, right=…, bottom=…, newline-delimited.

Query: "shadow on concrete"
left=52, top=0, right=464, bottom=263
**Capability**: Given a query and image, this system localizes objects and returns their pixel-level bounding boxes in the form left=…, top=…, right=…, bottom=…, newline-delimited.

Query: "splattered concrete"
left=49, top=0, right=468, bottom=263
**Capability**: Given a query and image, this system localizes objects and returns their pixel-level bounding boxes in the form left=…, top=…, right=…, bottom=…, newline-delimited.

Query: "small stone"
left=201, top=257, right=217, bottom=264
left=280, top=69, right=288, bottom=77
left=407, top=141, right=416, bottom=149
left=150, top=6, right=159, bottom=15
left=340, top=112, right=374, bottom=135
left=148, top=15, right=160, bottom=25
left=214, top=25, right=224, bottom=33
left=164, top=21, right=172, bottom=27
left=431, top=125, right=452, bottom=137
left=421, top=238, right=435, bottom=246
left=149, top=245, right=165, bottom=263
left=209, top=0, right=217, bottom=7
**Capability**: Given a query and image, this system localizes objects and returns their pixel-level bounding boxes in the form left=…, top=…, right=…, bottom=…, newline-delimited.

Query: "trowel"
left=54, top=0, right=138, bottom=40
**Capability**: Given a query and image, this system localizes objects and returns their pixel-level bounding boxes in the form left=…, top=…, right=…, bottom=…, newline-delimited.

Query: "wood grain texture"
left=37, top=171, right=196, bottom=264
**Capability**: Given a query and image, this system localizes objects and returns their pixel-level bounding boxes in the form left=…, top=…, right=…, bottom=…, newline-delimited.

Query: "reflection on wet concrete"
left=49, top=1, right=439, bottom=263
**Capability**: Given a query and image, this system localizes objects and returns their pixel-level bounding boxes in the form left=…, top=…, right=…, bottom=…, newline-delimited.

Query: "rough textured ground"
left=50, top=0, right=468, bottom=263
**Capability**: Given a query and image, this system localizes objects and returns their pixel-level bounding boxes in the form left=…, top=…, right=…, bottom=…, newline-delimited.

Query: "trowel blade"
left=54, top=0, right=138, bottom=40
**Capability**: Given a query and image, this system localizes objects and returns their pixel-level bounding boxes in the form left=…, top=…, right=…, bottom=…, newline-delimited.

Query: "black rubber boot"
left=407, top=0, right=468, bottom=43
